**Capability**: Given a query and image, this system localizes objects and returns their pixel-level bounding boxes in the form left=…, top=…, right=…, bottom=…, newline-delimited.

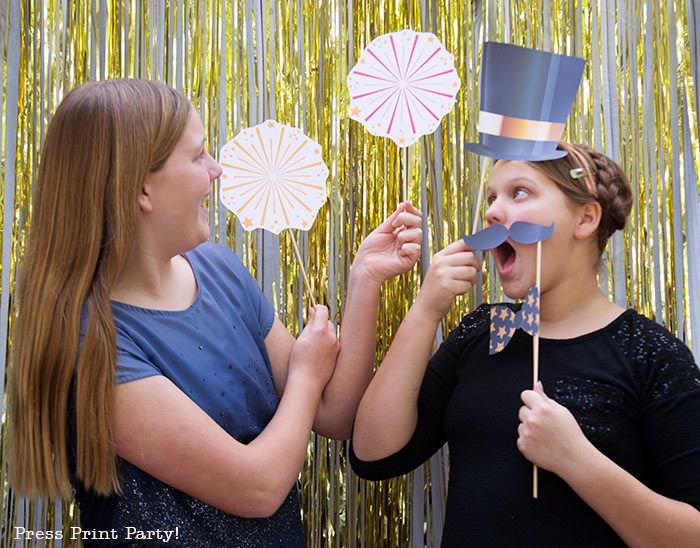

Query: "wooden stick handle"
left=288, top=230, right=317, bottom=308
left=471, top=158, right=490, bottom=234
left=533, top=240, right=542, bottom=499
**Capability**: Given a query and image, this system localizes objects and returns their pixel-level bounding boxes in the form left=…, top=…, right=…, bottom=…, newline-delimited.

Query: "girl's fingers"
left=518, top=405, right=529, bottom=423
left=396, top=227, right=423, bottom=244
left=399, top=243, right=421, bottom=258
left=534, top=381, right=548, bottom=399
left=396, top=201, right=422, bottom=218
left=310, top=305, right=328, bottom=326
left=520, top=389, right=543, bottom=408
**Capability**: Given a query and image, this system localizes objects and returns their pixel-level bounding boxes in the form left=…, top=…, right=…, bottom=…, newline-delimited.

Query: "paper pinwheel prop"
left=219, top=120, right=329, bottom=304
left=346, top=29, right=461, bottom=148
left=219, top=120, right=328, bottom=233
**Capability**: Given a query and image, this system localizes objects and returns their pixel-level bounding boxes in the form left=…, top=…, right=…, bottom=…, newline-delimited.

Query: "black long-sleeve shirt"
left=351, top=305, right=700, bottom=547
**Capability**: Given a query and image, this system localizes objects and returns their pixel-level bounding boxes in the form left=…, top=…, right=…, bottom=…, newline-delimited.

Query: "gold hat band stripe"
left=478, top=110, right=565, bottom=142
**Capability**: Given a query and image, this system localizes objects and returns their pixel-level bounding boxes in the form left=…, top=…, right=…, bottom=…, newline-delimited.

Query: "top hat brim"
left=465, top=141, right=568, bottom=162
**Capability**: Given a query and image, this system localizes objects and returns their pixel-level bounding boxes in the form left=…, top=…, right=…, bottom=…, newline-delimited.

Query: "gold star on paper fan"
left=399, top=138, right=405, bottom=144
left=351, top=106, right=361, bottom=116
left=243, top=218, right=253, bottom=229
left=302, top=221, right=309, bottom=228
left=267, top=121, right=275, bottom=128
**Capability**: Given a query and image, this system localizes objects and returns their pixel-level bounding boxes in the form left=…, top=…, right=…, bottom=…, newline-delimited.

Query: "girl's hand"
left=414, top=239, right=481, bottom=322
left=352, top=202, right=423, bottom=284
left=288, top=306, right=340, bottom=390
left=517, top=382, right=592, bottom=475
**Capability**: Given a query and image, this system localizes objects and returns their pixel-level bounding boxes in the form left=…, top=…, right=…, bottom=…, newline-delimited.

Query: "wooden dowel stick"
left=533, top=239, right=542, bottom=499
left=471, top=158, right=490, bottom=234
left=402, top=146, right=409, bottom=201
left=288, top=229, right=317, bottom=308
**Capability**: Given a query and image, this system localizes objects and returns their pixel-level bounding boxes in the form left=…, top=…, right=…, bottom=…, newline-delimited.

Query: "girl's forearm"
left=312, top=269, right=382, bottom=439
left=352, top=302, right=441, bottom=460
left=559, top=443, right=700, bottom=548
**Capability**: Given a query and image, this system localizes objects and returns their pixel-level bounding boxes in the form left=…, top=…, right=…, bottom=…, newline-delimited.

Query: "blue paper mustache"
left=463, top=221, right=554, bottom=250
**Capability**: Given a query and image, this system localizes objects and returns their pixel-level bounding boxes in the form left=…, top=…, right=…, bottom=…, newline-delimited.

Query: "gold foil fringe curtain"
left=1, top=0, right=698, bottom=546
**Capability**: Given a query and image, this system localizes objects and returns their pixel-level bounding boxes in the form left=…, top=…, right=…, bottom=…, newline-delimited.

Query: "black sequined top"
left=351, top=304, right=700, bottom=548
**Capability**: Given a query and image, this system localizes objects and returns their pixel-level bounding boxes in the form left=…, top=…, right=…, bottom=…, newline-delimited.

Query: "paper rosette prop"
left=219, top=120, right=328, bottom=304
left=219, top=120, right=328, bottom=233
left=346, top=28, right=461, bottom=147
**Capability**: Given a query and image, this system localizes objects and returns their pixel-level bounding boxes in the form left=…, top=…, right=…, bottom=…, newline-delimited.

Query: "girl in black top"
left=351, top=142, right=700, bottom=547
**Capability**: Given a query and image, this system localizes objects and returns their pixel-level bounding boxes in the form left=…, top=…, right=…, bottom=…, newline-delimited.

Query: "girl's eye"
left=486, top=195, right=496, bottom=206
left=513, top=188, right=528, bottom=199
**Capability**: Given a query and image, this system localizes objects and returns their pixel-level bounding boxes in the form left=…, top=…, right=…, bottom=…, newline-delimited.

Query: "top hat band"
left=478, top=110, right=566, bottom=142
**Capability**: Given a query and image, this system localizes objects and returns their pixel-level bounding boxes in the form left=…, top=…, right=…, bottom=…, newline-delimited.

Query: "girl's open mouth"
left=494, top=241, right=516, bottom=275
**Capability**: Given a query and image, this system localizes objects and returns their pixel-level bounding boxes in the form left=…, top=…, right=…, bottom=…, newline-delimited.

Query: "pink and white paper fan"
left=219, top=120, right=328, bottom=234
left=346, top=29, right=461, bottom=147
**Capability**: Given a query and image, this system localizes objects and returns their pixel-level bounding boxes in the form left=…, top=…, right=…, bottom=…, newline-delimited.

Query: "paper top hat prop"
left=466, top=42, right=586, bottom=161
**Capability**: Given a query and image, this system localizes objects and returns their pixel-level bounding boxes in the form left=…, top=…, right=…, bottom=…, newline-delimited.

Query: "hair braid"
left=524, top=142, right=633, bottom=255
left=586, top=150, right=633, bottom=249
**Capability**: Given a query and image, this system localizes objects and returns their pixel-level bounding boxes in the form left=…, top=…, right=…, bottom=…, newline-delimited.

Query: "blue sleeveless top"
left=72, top=242, right=305, bottom=547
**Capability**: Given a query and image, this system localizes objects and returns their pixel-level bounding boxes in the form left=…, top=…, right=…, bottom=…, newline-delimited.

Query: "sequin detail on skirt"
left=115, top=464, right=304, bottom=547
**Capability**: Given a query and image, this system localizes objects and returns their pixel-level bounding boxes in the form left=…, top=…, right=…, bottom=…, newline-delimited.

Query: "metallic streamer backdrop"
left=0, top=0, right=698, bottom=546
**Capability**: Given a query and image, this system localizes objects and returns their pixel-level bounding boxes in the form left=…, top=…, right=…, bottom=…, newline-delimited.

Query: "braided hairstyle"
left=526, top=142, right=633, bottom=255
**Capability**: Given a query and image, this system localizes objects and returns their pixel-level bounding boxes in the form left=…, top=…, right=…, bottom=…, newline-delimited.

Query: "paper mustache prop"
left=462, top=221, right=554, bottom=250
left=462, top=221, right=552, bottom=354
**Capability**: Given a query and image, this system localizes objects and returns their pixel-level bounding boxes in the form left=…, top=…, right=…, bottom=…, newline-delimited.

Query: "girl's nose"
left=484, top=198, right=504, bottom=226
left=209, top=154, right=223, bottom=180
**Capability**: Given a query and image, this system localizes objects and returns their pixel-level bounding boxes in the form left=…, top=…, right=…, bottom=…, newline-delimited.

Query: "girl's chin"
left=500, top=281, right=532, bottom=301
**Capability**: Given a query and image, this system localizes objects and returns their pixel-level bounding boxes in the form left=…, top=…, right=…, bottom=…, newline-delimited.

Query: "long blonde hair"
left=9, top=79, right=192, bottom=497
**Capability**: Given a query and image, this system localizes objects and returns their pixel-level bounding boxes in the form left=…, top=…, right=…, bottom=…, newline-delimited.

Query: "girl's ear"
left=138, top=175, right=154, bottom=213
left=574, top=200, right=602, bottom=240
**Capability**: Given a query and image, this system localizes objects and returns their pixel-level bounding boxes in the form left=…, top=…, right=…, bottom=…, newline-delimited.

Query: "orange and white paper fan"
left=219, top=120, right=328, bottom=234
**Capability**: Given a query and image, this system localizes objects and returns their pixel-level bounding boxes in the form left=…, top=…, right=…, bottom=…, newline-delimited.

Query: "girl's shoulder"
left=608, top=309, right=700, bottom=401
left=186, top=240, right=241, bottom=266
left=185, top=241, right=252, bottom=283
left=444, top=303, right=508, bottom=348
left=607, top=309, right=694, bottom=363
